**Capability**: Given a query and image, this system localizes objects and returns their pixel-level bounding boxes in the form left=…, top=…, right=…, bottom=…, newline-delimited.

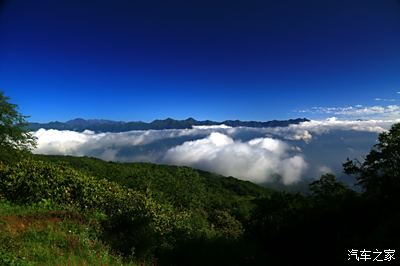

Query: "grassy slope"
left=1, top=155, right=276, bottom=265
left=0, top=201, right=133, bottom=266
left=34, top=155, right=271, bottom=196
left=33, top=155, right=273, bottom=219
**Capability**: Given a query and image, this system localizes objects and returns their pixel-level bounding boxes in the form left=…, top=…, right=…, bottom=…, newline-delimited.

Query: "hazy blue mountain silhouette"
left=29, top=117, right=309, bottom=132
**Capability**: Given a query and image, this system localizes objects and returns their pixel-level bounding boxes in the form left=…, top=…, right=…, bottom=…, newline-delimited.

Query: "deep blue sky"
left=1, top=0, right=400, bottom=122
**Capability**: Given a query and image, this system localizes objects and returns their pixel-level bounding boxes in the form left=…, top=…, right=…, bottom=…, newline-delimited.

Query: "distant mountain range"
left=28, top=117, right=309, bottom=132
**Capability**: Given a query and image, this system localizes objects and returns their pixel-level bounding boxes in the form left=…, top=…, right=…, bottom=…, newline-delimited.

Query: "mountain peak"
left=29, top=118, right=309, bottom=133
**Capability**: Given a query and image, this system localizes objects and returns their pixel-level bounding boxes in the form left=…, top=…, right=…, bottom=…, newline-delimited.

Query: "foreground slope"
left=34, top=155, right=273, bottom=217
left=1, top=155, right=275, bottom=265
left=0, top=201, right=130, bottom=265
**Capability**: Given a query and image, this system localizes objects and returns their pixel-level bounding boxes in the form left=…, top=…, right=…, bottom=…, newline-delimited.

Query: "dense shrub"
left=0, top=159, right=116, bottom=209
left=0, top=159, right=211, bottom=261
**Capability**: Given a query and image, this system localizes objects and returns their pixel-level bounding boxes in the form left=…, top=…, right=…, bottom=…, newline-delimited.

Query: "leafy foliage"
left=0, top=200, right=132, bottom=266
left=344, top=123, right=400, bottom=201
left=27, top=140, right=400, bottom=264
left=0, top=159, right=194, bottom=261
left=0, top=91, right=36, bottom=162
left=34, top=154, right=272, bottom=227
left=309, top=173, right=352, bottom=203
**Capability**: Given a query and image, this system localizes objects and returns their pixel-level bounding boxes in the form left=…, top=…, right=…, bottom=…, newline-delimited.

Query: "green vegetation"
left=0, top=201, right=129, bottom=266
left=0, top=91, right=36, bottom=162
left=33, top=155, right=271, bottom=220
left=0, top=156, right=273, bottom=265
left=1, top=91, right=399, bottom=265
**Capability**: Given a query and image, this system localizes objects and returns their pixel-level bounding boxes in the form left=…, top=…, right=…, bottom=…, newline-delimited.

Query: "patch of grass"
left=0, top=201, right=134, bottom=266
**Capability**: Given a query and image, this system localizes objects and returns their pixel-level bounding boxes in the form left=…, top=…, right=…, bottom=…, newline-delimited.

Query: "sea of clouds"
left=33, top=118, right=399, bottom=185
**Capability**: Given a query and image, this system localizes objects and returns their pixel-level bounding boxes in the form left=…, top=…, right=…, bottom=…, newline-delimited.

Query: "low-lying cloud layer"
left=33, top=118, right=398, bottom=185
left=262, top=117, right=398, bottom=142
left=299, top=105, right=400, bottom=120
left=164, top=132, right=307, bottom=184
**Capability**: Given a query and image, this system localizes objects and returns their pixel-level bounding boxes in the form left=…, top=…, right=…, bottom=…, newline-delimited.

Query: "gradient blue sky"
left=1, top=0, right=400, bottom=122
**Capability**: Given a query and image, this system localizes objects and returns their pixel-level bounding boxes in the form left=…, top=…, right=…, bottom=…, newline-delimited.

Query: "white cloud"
left=33, top=127, right=229, bottom=158
left=263, top=117, right=396, bottom=142
left=163, top=132, right=307, bottom=184
left=374, top=98, right=396, bottom=102
left=34, top=128, right=308, bottom=185
left=32, top=126, right=255, bottom=163
left=192, top=124, right=232, bottom=129
left=299, top=105, right=400, bottom=119
left=34, top=129, right=94, bottom=156
left=318, top=166, right=333, bottom=175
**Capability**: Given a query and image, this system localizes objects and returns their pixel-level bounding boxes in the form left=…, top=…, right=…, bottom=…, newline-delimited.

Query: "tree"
left=344, top=123, right=400, bottom=201
left=0, top=90, right=36, bottom=162
left=343, top=123, right=400, bottom=252
left=309, top=173, right=350, bottom=202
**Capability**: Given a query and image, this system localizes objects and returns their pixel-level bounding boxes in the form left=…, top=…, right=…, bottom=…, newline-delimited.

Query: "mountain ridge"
left=29, top=117, right=310, bottom=132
